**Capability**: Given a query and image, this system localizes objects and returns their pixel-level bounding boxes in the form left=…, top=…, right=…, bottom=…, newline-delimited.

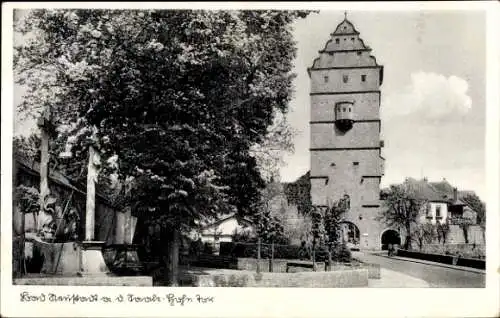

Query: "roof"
left=199, top=213, right=253, bottom=230
left=309, top=15, right=382, bottom=81
left=458, top=190, right=477, bottom=199
left=397, top=177, right=473, bottom=207
left=429, top=180, right=466, bottom=205
left=14, top=155, right=115, bottom=207
left=331, top=18, right=360, bottom=35
left=404, top=178, right=447, bottom=202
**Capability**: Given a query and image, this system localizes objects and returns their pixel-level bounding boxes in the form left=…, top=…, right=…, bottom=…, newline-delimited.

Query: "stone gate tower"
left=308, top=15, right=385, bottom=250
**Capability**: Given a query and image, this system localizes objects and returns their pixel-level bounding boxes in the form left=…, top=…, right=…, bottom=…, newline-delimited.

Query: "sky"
left=12, top=9, right=487, bottom=199
left=281, top=10, right=486, bottom=199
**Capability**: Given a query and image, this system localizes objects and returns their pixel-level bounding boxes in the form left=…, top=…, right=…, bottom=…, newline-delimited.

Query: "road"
left=353, top=251, right=486, bottom=288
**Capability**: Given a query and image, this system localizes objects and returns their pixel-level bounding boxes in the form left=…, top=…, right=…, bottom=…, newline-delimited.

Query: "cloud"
left=382, top=71, right=472, bottom=120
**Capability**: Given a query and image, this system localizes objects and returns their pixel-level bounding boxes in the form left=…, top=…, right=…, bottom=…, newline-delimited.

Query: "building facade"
left=308, top=16, right=385, bottom=250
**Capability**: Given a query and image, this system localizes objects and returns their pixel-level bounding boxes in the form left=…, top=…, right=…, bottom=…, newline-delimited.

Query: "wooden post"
left=85, top=146, right=98, bottom=241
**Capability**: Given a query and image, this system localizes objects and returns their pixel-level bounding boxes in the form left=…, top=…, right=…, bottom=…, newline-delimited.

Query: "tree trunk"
left=462, top=225, right=469, bottom=244
left=312, top=239, right=316, bottom=271
left=327, top=247, right=332, bottom=271
left=269, top=241, right=274, bottom=272
left=256, top=236, right=261, bottom=274
left=166, top=228, right=180, bottom=286
left=404, top=221, right=411, bottom=250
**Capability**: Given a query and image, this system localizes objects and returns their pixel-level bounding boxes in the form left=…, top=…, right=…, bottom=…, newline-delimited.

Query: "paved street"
left=353, top=251, right=485, bottom=288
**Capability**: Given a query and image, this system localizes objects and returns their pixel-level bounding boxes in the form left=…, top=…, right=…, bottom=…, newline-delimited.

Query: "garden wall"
left=446, top=225, right=484, bottom=245
left=421, top=243, right=485, bottom=259
left=397, top=249, right=485, bottom=270
left=192, top=269, right=369, bottom=287
left=237, top=258, right=325, bottom=273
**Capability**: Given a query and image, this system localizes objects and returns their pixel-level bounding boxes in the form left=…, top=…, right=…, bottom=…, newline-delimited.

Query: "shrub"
left=331, top=244, right=352, bottom=263
left=274, top=245, right=302, bottom=259
left=313, top=245, right=330, bottom=262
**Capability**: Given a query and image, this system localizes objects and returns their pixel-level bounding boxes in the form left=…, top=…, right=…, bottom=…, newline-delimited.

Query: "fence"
left=218, top=241, right=352, bottom=263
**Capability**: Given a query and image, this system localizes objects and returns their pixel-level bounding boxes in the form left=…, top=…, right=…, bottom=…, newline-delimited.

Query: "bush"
left=313, top=245, right=330, bottom=262
left=274, top=245, right=302, bottom=259
left=332, top=244, right=352, bottom=263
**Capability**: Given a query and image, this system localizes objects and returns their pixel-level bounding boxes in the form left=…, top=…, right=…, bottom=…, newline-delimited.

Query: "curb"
left=370, top=252, right=486, bottom=274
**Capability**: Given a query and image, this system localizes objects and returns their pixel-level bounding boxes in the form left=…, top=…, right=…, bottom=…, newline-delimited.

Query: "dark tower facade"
left=308, top=15, right=385, bottom=249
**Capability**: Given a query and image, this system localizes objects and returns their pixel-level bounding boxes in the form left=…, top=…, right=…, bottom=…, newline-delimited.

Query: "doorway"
left=380, top=229, right=401, bottom=250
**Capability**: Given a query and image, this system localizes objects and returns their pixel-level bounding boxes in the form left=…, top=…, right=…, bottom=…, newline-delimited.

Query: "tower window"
left=351, top=37, right=355, bottom=42
left=436, top=206, right=441, bottom=217
left=357, top=51, right=362, bottom=56
left=343, top=107, right=346, bottom=112
left=330, top=162, right=336, bottom=167
left=343, top=75, right=349, bottom=83
left=349, top=108, right=352, bottom=112
left=361, top=74, right=366, bottom=82
left=353, top=162, right=359, bottom=166
left=335, top=38, right=340, bottom=44
left=324, top=76, right=329, bottom=83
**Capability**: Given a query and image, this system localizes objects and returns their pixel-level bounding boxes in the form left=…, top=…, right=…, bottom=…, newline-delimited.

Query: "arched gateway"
left=380, top=229, right=401, bottom=250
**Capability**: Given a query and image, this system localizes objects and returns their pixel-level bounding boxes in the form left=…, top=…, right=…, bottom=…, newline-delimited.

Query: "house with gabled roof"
left=401, top=177, right=478, bottom=225
left=193, top=213, right=254, bottom=248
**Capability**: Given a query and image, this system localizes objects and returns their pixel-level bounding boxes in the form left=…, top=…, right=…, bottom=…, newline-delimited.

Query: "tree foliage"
left=253, top=181, right=289, bottom=244
left=378, top=184, right=425, bottom=250
left=14, top=9, right=310, bottom=233
left=461, top=193, right=486, bottom=227
left=412, top=222, right=436, bottom=251
left=436, top=218, right=450, bottom=244
left=13, top=134, right=41, bottom=163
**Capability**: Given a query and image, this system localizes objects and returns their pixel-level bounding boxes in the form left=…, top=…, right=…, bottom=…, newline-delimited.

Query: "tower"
left=308, top=14, right=385, bottom=250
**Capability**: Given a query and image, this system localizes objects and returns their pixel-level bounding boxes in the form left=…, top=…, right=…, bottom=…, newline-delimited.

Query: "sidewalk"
left=369, top=251, right=486, bottom=274
left=368, top=268, right=429, bottom=288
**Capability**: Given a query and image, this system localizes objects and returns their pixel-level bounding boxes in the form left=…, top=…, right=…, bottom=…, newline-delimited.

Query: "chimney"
left=423, top=177, right=428, bottom=182
left=453, top=187, right=458, bottom=201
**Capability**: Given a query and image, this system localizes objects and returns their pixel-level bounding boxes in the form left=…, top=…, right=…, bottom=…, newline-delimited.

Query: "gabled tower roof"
left=308, top=13, right=382, bottom=76
left=331, top=18, right=360, bottom=36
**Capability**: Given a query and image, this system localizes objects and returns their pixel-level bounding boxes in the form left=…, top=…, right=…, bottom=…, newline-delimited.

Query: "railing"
left=449, top=217, right=474, bottom=225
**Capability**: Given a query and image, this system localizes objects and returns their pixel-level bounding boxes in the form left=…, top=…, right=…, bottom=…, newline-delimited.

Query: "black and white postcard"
left=1, top=2, right=499, bottom=317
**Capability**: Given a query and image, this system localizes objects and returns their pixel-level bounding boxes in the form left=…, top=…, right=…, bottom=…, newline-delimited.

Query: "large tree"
left=378, top=185, right=425, bottom=250
left=14, top=9, right=309, bottom=284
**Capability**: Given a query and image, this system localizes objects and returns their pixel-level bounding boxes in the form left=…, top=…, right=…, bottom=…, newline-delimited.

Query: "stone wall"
left=421, top=243, right=485, bottom=259
left=237, top=258, right=325, bottom=273
left=15, top=276, right=153, bottom=286
left=193, top=269, right=369, bottom=288
left=447, top=225, right=484, bottom=245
